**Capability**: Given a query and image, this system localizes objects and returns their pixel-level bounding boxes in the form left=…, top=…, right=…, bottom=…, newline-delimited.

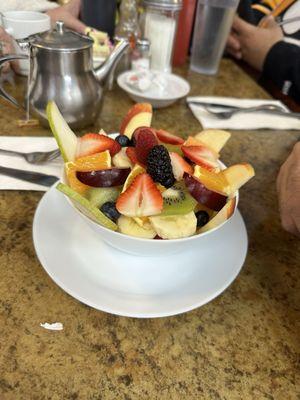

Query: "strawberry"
left=116, top=173, right=163, bottom=217
left=134, top=127, right=158, bottom=164
left=156, top=129, right=184, bottom=145
left=76, top=133, right=121, bottom=158
left=181, top=145, right=219, bottom=171
left=169, top=152, right=193, bottom=180
left=125, top=147, right=143, bottom=166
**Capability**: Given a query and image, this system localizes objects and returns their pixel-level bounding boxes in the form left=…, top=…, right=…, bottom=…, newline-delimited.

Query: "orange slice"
left=193, top=165, right=230, bottom=196
left=65, top=164, right=89, bottom=195
left=73, top=150, right=111, bottom=172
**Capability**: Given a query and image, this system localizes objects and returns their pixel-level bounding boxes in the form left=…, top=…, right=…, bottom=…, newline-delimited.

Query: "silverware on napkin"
left=187, top=101, right=300, bottom=120
left=0, top=148, right=60, bottom=164
left=0, top=166, right=59, bottom=187
left=186, top=100, right=284, bottom=111
left=202, top=108, right=300, bottom=120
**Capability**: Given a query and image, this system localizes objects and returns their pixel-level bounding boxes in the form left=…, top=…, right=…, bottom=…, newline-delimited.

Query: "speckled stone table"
left=0, top=60, right=299, bottom=400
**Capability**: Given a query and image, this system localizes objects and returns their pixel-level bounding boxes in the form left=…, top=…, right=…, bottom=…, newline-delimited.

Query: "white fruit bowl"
left=60, top=168, right=238, bottom=257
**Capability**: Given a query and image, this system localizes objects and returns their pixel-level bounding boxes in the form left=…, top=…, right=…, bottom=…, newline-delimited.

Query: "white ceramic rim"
left=117, top=71, right=191, bottom=101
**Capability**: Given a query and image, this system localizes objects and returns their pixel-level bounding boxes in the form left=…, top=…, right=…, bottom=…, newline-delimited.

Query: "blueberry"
left=196, top=210, right=209, bottom=228
left=100, top=202, right=121, bottom=222
left=115, top=135, right=132, bottom=147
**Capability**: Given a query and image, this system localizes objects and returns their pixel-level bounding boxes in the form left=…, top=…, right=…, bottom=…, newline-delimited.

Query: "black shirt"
left=238, top=0, right=300, bottom=103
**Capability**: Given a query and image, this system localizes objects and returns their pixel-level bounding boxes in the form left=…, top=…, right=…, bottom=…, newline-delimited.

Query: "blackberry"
left=100, top=202, right=121, bottom=222
left=195, top=210, right=209, bottom=228
left=115, top=135, right=132, bottom=147
left=147, top=145, right=175, bottom=188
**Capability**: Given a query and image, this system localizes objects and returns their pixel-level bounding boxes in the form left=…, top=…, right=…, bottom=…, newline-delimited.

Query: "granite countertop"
left=0, top=60, right=299, bottom=399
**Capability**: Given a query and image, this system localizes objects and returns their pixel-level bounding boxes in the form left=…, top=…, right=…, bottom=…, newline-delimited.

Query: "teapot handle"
left=0, top=54, right=28, bottom=107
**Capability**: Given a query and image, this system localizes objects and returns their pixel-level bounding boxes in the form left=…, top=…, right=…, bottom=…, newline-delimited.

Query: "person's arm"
left=263, top=41, right=300, bottom=102
left=46, top=0, right=86, bottom=34
left=277, top=142, right=300, bottom=237
left=227, top=15, right=283, bottom=70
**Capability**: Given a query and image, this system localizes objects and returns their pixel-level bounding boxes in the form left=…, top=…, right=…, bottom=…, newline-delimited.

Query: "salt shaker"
left=131, top=38, right=151, bottom=71
left=141, top=0, right=182, bottom=73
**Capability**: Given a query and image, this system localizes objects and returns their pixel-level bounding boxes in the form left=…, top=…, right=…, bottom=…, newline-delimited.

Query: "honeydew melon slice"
left=56, top=183, right=117, bottom=231
left=47, top=101, right=78, bottom=162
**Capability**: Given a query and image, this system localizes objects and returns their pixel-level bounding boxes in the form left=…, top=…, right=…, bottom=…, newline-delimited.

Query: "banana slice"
left=112, top=147, right=133, bottom=168
left=133, top=216, right=152, bottom=229
left=118, top=216, right=156, bottom=239
left=149, top=212, right=197, bottom=239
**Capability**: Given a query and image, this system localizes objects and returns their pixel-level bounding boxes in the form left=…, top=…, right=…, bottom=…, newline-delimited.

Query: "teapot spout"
left=94, top=39, right=130, bottom=84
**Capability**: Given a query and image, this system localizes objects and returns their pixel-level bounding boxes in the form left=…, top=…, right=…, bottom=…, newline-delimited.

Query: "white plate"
left=33, top=186, right=248, bottom=318
left=117, top=71, right=190, bottom=108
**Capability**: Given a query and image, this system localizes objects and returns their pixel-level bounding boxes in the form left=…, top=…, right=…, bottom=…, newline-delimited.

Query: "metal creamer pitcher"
left=0, top=21, right=129, bottom=128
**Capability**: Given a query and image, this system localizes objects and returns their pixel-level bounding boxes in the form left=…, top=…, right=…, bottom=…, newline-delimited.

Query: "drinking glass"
left=190, top=0, right=239, bottom=75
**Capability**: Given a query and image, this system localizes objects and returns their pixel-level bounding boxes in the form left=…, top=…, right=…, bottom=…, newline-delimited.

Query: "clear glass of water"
left=190, top=0, right=239, bottom=75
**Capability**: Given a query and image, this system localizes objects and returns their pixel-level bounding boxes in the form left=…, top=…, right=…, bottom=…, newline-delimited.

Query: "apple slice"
left=223, top=163, right=255, bottom=196
left=184, top=173, right=227, bottom=211
left=120, top=103, right=153, bottom=139
left=56, top=183, right=117, bottom=231
left=46, top=101, right=78, bottom=162
left=184, top=136, right=203, bottom=147
left=198, top=198, right=236, bottom=233
left=76, top=168, right=131, bottom=187
left=112, top=148, right=133, bottom=168
left=194, top=130, right=231, bottom=153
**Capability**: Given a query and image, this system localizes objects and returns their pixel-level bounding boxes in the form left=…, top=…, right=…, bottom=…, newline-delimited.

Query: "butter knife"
left=0, top=166, right=59, bottom=187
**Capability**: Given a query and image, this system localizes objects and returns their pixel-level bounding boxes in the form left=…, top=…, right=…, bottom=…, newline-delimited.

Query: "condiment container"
left=172, top=0, right=197, bottom=66
left=142, top=0, right=182, bottom=72
left=131, top=38, right=151, bottom=71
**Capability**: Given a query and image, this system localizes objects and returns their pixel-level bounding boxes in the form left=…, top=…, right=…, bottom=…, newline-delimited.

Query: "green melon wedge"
left=86, top=186, right=121, bottom=208
left=56, top=183, right=117, bottom=231
left=47, top=101, right=78, bottom=162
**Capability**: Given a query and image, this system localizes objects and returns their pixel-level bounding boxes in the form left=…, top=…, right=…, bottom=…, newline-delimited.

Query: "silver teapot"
left=0, top=21, right=129, bottom=128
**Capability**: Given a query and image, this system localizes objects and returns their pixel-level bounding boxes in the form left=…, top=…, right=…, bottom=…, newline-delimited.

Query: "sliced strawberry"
left=76, top=133, right=121, bottom=158
left=169, top=152, right=193, bottom=180
left=134, top=127, right=158, bottom=164
left=125, top=147, right=144, bottom=167
left=116, top=173, right=163, bottom=217
left=181, top=145, right=219, bottom=171
left=156, top=129, right=184, bottom=145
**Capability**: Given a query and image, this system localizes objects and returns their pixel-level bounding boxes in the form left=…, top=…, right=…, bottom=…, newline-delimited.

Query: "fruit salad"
left=47, top=101, right=255, bottom=240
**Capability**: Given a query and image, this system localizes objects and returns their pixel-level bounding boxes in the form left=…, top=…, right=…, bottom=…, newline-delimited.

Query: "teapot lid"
left=31, top=21, right=93, bottom=51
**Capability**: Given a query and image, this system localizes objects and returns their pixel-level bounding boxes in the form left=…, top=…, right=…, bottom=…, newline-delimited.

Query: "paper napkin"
left=0, top=137, right=62, bottom=191
left=187, top=96, right=300, bottom=130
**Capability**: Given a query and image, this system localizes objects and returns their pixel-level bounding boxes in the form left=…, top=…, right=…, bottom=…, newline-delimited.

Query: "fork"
left=202, top=104, right=300, bottom=120
left=0, top=148, right=61, bottom=164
